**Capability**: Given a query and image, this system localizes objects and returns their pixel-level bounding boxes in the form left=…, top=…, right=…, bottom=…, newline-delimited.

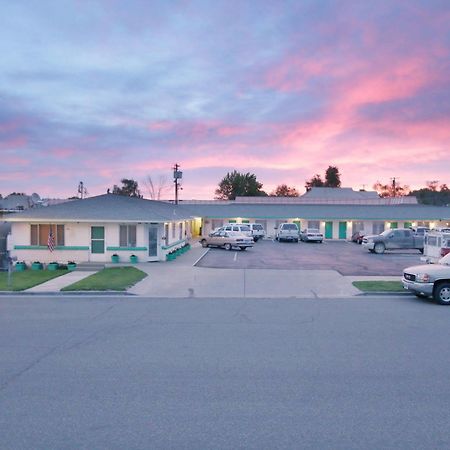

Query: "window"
left=352, top=221, right=364, bottom=233
left=179, top=222, right=183, bottom=240
left=30, top=224, right=65, bottom=246
left=119, top=225, right=136, bottom=247
left=171, top=223, right=176, bottom=239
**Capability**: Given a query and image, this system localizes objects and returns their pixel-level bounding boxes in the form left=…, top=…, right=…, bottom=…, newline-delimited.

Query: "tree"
left=373, top=180, right=409, bottom=197
left=408, top=183, right=450, bottom=205
left=271, top=184, right=299, bottom=197
left=112, top=178, right=141, bottom=197
left=305, top=174, right=324, bottom=191
left=325, top=166, right=341, bottom=188
left=143, top=175, right=170, bottom=200
left=215, top=171, right=267, bottom=200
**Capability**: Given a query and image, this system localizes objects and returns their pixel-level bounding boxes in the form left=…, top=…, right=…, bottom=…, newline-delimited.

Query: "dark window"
left=31, top=224, right=65, bottom=246
left=119, top=225, right=137, bottom=247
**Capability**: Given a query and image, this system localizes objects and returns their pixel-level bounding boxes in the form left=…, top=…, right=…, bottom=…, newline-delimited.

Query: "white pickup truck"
left=403, top=253, right=450, bottom=304
left=275, top=223, right=300, bottom=242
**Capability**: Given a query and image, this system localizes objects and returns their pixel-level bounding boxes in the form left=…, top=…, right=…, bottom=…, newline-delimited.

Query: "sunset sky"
left=1, top=0, right=449, bottom=200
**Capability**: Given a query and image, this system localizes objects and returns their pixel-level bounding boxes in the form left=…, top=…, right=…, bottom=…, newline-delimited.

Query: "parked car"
left=402, top=253, right=450, bottom=304
left=217, top=224, right=253, bottom=238
left=351, top=231, right=365, bottom=244
left=248, top=223, right=266, bottom=242
left=200, top=230, right=254, bottom=251
left=300, top=228, right=323, bottom=243
left=362, top=228, right=425, bottom=254
left=275, top=223, right=299, bottom=242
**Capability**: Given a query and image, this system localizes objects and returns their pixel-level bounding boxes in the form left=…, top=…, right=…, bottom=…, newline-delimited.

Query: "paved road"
left=1, top=295, right=449, bottom=449
left=196, top=240, right=424, bottom=276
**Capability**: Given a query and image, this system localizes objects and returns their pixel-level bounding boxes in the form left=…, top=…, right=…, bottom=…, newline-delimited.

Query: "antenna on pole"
left=173, top=163, right=183, bottom=205
left=78, top=181, right=88, bottom=199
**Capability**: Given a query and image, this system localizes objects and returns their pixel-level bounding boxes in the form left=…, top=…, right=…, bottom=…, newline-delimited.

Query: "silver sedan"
left=201, top=231, right=254, bottom=251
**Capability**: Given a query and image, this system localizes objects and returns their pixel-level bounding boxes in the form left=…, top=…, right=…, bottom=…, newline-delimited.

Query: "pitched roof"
left=4, top=194, right=195, bottom=223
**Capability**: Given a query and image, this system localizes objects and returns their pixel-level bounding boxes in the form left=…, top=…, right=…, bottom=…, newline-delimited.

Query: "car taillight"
left=441, top=248, right=450, bottom=256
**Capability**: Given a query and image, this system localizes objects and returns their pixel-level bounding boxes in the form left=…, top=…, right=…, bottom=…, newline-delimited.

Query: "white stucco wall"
left=10, top=221, right=191, bottom=264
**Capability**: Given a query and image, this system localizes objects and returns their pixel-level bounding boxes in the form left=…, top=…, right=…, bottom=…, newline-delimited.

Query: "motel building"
left=4, top=188, right=450, bottom=264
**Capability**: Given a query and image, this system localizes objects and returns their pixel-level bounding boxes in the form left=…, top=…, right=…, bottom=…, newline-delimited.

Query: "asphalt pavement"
left=1, top=294, right=449, bottom=449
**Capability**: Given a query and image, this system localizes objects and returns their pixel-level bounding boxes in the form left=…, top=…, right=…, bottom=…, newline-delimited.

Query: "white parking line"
left=234, top=252, right=238, bottom=262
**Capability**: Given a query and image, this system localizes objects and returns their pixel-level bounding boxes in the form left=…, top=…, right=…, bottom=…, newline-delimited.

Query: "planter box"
left=67, top=263, right=77, bottom=271
left=31, top=262, right=43, bottom=271
left=111, top=255, right=120, bottom=263
left=15, top=262, right=26, bottom=272
left=47, top=263, right=59, bottom=271
left=130, top=255, right=138, bottom=263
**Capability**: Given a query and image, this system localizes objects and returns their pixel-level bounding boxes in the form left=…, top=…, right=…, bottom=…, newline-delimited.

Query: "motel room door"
left=148, top=223, right=159, bottom=261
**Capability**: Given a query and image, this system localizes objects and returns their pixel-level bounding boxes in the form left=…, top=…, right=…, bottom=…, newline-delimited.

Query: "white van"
left=218, top=224, right=253, bottom=238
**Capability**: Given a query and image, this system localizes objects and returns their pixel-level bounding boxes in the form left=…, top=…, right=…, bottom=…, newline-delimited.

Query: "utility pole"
left=173, top=164, right=183, bottom=204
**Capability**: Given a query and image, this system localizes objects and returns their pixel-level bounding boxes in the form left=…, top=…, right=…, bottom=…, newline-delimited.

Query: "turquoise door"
left=325, top=222, right=333, bottom=239
left=91, top=226, right=104, bottom=253
left=339, top=222, right=347, bottom=239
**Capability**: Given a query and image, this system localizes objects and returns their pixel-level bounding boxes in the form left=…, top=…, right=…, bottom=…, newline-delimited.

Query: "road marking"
left=234, top=252, right=238, bottom=262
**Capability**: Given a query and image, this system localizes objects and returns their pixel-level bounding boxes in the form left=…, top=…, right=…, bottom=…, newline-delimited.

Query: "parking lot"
left=196, top=239, right=424, bottom=276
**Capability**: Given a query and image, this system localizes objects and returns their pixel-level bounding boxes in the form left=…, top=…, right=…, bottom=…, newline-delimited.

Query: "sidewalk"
left=25, top=271, right=97, bottom=293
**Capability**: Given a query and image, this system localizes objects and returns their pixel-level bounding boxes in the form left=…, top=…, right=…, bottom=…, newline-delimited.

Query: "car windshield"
left=253, top=224, right=263, bottom=230
left=283, top=224, right=297, bottom=230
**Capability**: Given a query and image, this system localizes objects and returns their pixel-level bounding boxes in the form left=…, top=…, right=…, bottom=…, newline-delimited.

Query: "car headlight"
left=415, top=273, right=430, bottom=283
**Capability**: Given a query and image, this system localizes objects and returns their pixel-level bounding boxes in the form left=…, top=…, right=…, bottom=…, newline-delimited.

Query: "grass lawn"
left=62, top=267, right=147, bottom=291
left=0, top=269, right=68, bottom=291
left=353, top=280, right=404, bottom=292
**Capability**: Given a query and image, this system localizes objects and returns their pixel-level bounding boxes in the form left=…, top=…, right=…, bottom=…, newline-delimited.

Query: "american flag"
left=48, top=229, right=55, bottom=252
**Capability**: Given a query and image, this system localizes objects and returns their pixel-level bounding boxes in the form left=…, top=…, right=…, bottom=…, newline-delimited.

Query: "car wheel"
left=224, top=243, right=232, bottom=251
left=433, top=282, right=450, bottom=305
left=201, top=239, right=208, bottom=248
left=253, top=237, right=259, bottom=242
left=240, top=247, right=247, bottom=251
left=294, top=239, right=299, bottom=243
left=419, top=248, right=424, bottom=254
left=374, top=242, right=385, bottom=254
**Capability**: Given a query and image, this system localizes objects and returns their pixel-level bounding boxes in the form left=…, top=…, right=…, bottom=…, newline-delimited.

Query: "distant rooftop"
left=234, top=187, right=418, bottom=205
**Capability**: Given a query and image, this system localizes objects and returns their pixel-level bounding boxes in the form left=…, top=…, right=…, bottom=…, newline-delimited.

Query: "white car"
left=300, top=228, right=323, bottom=243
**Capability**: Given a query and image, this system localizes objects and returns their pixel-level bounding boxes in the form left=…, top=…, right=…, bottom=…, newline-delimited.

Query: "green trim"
left=161, top=239, right=186, bottom=250
left=106, top=246, right=147, bottom=251
left=14, top=245, right=90, bottom=250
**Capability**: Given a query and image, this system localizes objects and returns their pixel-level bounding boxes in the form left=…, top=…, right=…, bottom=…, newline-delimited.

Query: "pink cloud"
left=0, top=136, right=27, bottom=149
left=261, top=56, right=330, bottom=92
